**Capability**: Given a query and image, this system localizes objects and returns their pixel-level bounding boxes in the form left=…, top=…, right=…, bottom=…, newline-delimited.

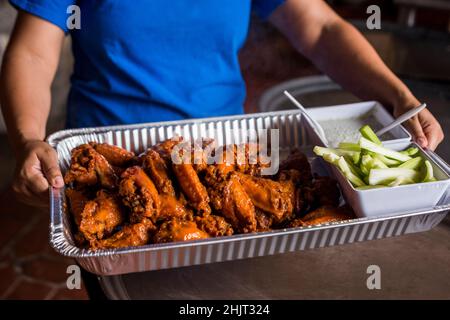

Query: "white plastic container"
left=327, top=141, right=450, bottom=218
left=306, top=101, right=411, bottom=147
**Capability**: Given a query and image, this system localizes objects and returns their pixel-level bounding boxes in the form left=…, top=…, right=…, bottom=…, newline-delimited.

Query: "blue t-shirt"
left=10, top=0, right=285, bottom=128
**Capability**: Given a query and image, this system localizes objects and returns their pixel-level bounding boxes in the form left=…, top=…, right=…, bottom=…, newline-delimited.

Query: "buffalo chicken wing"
left=64, top=138, right=355, bottom=250
left=64, top=144, right=117, bottom=189
left=89, top=142, right=136, bottom=167
left=119, top=166, right=160, bottom=223
left=78, top=190, right=124, bottom=243
left=154, top=219, right=209, bottom=243
left=236, top=172, right=295, bottom=223
left=92, top=218, right=155, bottom=249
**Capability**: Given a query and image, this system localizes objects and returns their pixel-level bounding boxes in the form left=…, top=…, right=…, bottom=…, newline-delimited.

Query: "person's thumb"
left=39, top=148, right=64, bottom=188
left=406, top=116, right=428, bottom=148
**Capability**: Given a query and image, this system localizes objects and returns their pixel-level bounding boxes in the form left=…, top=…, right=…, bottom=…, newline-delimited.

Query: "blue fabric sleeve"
left=9, top=0, right=76, bottom=33
left=252, top=0, right=286, bottom=20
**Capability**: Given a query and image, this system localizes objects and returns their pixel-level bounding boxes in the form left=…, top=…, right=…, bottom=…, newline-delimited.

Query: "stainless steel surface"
left=47, top=110, right=450, bottom=276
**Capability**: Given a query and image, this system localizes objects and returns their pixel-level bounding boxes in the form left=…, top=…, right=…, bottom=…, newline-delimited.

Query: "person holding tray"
left=0, top=0, right=444, bottom=299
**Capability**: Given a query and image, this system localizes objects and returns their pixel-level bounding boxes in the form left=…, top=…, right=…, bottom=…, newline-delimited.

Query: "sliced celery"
left=322, top=152, right=340, bottom=165
left=350, top=151, right=361, bottom=165
left=361, top=154, right=373, bottom=172
left=372, top=157, right=389, bottom=169
left=400, top=147, right=419, bottom=156
left=368, top=168, right=419, bottom=186
left=338, top=142, right=361, bottom=152
left=359, top=137, right=412, bottom=162
left=360, top=125, right=382, bottom=145
left=360, top=162, right=369, bottom=176
left=388, top=176, right=416, bottom=187
left=337, top=157, right=366, bottom=187
left=343, top=155, right=364, bottom=177
left=360, top=154, right=387, bottom=171
left=422, top=160, right=437, bottom=182
left=374, top=154, right=402, bottom=167
left=314, top=146, right=346, bottom=157
left=398, top=156, right=423, bottom=170
left=313, top=146, right=360, bottom=164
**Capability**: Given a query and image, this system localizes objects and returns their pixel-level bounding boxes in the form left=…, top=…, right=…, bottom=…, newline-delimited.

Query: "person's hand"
left=394, top=100, right=444, bottom=151
left=12, top=140, right=64, bottom=207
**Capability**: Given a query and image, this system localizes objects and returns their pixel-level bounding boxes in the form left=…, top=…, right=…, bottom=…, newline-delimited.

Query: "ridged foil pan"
left=47, top=110, right=450, bottom=275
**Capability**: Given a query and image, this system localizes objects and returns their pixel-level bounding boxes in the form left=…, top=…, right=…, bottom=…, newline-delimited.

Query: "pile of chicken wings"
left=64, top=137, right=354, bottom=250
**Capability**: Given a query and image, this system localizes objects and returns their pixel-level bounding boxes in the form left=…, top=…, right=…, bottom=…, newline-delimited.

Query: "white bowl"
left=326, top=142, right=450, bottom=218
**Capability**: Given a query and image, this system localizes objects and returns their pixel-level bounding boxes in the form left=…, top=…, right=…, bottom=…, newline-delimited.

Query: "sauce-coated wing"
left=172, top=163, right=211, bottom=215
left=208, top=173, right=257, bottom=233
left=119, top=166, right=160, bottom=223
left=301, top=206, right=354, bottom=225
left=154, top=219, right=209, bottom=243
left=89, top=142, right=136, bottom=167
left=195, top=214, right=234, bottom=237
left=142, top=149, right=176, bottom=196
left=236, top=173, right=294, bottom=223
left=92, top=219, right=155, bottom=249
left=151, top=136, right=183, bottom=165
left=79, top=190, right=124, bottom=242
left=158, top=194, right=192, bottom=222
left=65, top=188, right=89, bottom=226
left=64, top=144, right=117, bottom=189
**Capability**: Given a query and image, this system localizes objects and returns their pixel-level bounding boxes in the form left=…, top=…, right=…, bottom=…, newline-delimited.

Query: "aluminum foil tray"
left=47, top=110, right=450, bottom=275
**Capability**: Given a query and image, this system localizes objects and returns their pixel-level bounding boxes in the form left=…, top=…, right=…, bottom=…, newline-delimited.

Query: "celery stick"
left=322, top=152, right=340, bottom=165
left=314, top=146, right=358, bottom=157
left=368, top=168, right=419, bottom=185
left=374, top=154, right=402, bottom=167
left=360, top=154, right=387, bottom=170
left=360, top=125, right=382, bottom=145
left=337, top=157, right=366, bottom=187
left=372, top=157, right=389, bottom=169
left=388, top=176, right=415, bottom=187
left=360, top=162, right=369, bottom=176
left=313, top=146, right=336, bottom=157
left=314, top=146, right=360, bottom=164
left=422, top=160, right=437, bottom=182
left=361, top=154, right=374, bottom=171
left=359, top=137, right=412, bottom=162
left=350, top=152, right=361, bottom=165
left=343, top=156, right=364, bottom=177
left=356, top=185, right=387, bottom=190
left=398, top=157, right=423, bottom=170
left=400, top=147, right=419, bottom=156
left=338, top=142, right=361, bottom=152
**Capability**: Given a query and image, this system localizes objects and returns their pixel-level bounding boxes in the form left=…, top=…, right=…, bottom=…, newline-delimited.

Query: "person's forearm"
left=1, top=11, right=63, bottom=156
left=306, top=20, right=418, bottom=110
left=1, top=49, right=53, bottom=155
